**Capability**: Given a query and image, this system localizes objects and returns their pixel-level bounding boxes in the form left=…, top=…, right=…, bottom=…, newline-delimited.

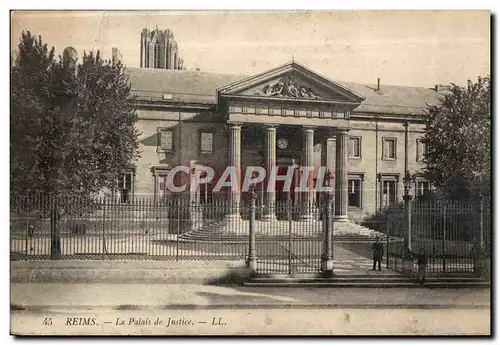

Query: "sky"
left=11, top=10, right=490, bottom=88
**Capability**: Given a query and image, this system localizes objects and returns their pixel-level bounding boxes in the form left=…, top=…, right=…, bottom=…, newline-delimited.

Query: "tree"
left=423, top=76, right=491, bottom=200
left=11, top=31, right=140, bottom=197
left=11, top=32, right=140, bottom=257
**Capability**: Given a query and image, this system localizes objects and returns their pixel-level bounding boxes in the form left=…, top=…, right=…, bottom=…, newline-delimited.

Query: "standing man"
left=416, top=248, right=428, bottom=285
left=372, top=236, right=384, bottom=271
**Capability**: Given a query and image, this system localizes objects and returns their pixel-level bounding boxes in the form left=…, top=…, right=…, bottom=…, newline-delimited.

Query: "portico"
left=218, top=62, right=364, bottom=222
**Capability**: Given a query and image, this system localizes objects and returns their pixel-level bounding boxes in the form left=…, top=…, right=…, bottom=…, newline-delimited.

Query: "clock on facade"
left=277, top=138, right=288, bottom=149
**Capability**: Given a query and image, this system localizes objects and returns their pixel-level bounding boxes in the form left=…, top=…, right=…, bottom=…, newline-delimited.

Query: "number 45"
left=43, top=318, right=53, bottom=326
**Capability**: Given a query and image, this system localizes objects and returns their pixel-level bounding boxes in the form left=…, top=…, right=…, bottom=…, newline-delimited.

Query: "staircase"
left=178, top=219, right=395, bottom=243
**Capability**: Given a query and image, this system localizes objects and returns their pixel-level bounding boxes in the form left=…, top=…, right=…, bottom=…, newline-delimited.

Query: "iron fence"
left=254, top=201, right=326, bottom=275
left=10, top=195, right=326, bottom=267
left=386, top=198, right=491, bottom=276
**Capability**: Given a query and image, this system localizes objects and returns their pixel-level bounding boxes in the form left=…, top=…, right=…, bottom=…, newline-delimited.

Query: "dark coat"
left=416, top=252, right=428, bottom=266
left=372, top=242, right=384, bottom=260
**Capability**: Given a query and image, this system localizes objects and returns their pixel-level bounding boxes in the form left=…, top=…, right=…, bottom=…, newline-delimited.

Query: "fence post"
left=386, top=210, right=389, bottom=269
left=176, top=198, right=180, bottom=262
left=24, top=196, right=29, bottom=260
left=101, top=197, right=107, bottom=259
left=288, top=198, right=293, bottom=275
left=321, top=193, right=334, bottom=276
left=479, top=195, right=484, bottom=248
left=246, top=186, right=257, bottom=273
left=50, top=195, right=62, bottom=260
left=442, top=200, right=446, bottom=273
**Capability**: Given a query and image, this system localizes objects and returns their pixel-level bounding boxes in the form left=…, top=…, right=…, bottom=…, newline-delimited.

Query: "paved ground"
left=11, top=283, right=490, bottom=310
left=10, top=243, right=399, bottom=284
left=10, top=248, right=490, bottom=336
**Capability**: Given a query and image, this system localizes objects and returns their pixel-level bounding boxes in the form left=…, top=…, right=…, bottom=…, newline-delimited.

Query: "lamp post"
left=247, top=183, right=258, bottom=272
left=321, top=169, right=334, bottom=275
left=403, top=170, right=413, bottom=250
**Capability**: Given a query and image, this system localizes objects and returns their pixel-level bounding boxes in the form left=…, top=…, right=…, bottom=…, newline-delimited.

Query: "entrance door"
left=275, top=165, right=297, bottom=220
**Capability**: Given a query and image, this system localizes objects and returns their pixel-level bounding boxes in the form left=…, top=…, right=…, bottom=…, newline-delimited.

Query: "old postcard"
left=10, top=10, right=491, bottom=336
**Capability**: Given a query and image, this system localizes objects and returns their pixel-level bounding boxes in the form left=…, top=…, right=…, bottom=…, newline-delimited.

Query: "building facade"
left=118, top=61, right=444, bottom=221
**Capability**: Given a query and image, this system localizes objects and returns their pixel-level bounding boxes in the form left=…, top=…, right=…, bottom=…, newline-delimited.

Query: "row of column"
left=226, top=123, right=349, bottom=222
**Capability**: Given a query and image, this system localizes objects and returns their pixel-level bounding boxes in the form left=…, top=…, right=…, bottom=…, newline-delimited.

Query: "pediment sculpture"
left=255, top=76, right=322, bottom=100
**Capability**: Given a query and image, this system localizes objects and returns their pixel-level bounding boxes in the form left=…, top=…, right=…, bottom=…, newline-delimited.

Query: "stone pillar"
left=335, top=129, right=349, bottom=221
left=263, top=125, right=277, bottom=221
left=301, top=126, right=315, bottom=220
left=319, top=135, right=336, bottom=217
left=321, top=135, right=336, bottom=185
left=227, top=124, right=242, bottom=221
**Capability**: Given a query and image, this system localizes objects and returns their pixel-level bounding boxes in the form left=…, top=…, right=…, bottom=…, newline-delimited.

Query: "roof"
left=126, top=67, right=443, bottom=115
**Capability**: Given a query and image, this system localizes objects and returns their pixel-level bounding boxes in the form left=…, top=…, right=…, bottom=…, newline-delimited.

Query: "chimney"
left=377, top=78, right=380, bottom=92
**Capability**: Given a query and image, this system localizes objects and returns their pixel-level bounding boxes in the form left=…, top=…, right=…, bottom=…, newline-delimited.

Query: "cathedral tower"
left=140, top=28, right=185, bottom=70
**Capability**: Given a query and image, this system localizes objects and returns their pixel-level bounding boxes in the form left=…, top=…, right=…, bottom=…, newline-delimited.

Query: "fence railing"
left=386, top=198, right=491, bottom=276
left=10, top=195, right=326, bottom=265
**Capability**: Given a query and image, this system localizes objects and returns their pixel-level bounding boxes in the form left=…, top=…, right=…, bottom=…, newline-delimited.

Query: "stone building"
left=118, top=61, right=445, bottom=221
left=140, top=28, right=185, bottom=70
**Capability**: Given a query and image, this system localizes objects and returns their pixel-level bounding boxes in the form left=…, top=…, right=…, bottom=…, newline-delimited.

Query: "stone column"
left=227, top=123, right=242, bottom=221
left=301, top=126, right=315, bottom=220
left=263, top=125, right=277, bottom=221
left=319, top=135, right=336, bottom=217
left=335, top=129, right=349, bottom=221
left=321, top=135, right=336, bottom=186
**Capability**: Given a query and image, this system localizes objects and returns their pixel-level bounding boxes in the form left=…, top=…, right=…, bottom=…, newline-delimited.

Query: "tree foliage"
left=423, top=76, right=491, bottom=199
left=11, top=31, right=140, bottom=198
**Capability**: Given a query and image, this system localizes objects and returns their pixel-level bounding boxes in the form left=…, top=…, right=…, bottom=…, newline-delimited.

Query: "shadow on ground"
left=204, top=269, right=250, bottom=286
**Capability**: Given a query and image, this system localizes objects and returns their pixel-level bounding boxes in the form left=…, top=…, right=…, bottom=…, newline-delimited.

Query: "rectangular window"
left=416, top=139, right=427, bottom=162
left=415, top=180, right=431, bottom=196
left=381, top=180, right=397, bottom=208
left=200, top=132, right=213, bottom=153
left=349, top=137, right=361, bottom=158
left=382, top=138, right=397, bottom=160
left=348, top=179, right=362, bottom=207
left=158, top=128, right=173, bottom=152
left=158, top=174, right=168, bottom=201
left=117, top=172, right=134, bottom=203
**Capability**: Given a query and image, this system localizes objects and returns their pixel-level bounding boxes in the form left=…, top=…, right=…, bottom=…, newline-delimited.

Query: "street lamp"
left=321, top=169, right=335, bottom=275
left=403, top=170, right=413, bottom=250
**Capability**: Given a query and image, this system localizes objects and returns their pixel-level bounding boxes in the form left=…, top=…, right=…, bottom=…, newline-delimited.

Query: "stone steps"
left=177, top=219, right=392, bottom=243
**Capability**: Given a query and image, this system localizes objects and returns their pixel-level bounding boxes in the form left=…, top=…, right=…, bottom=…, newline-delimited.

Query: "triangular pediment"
left=218, top=62, right=365, bottom=103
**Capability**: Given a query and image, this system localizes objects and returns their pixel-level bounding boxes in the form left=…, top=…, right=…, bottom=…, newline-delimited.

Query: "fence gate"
left=255, top=201, right=324, bottom=275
